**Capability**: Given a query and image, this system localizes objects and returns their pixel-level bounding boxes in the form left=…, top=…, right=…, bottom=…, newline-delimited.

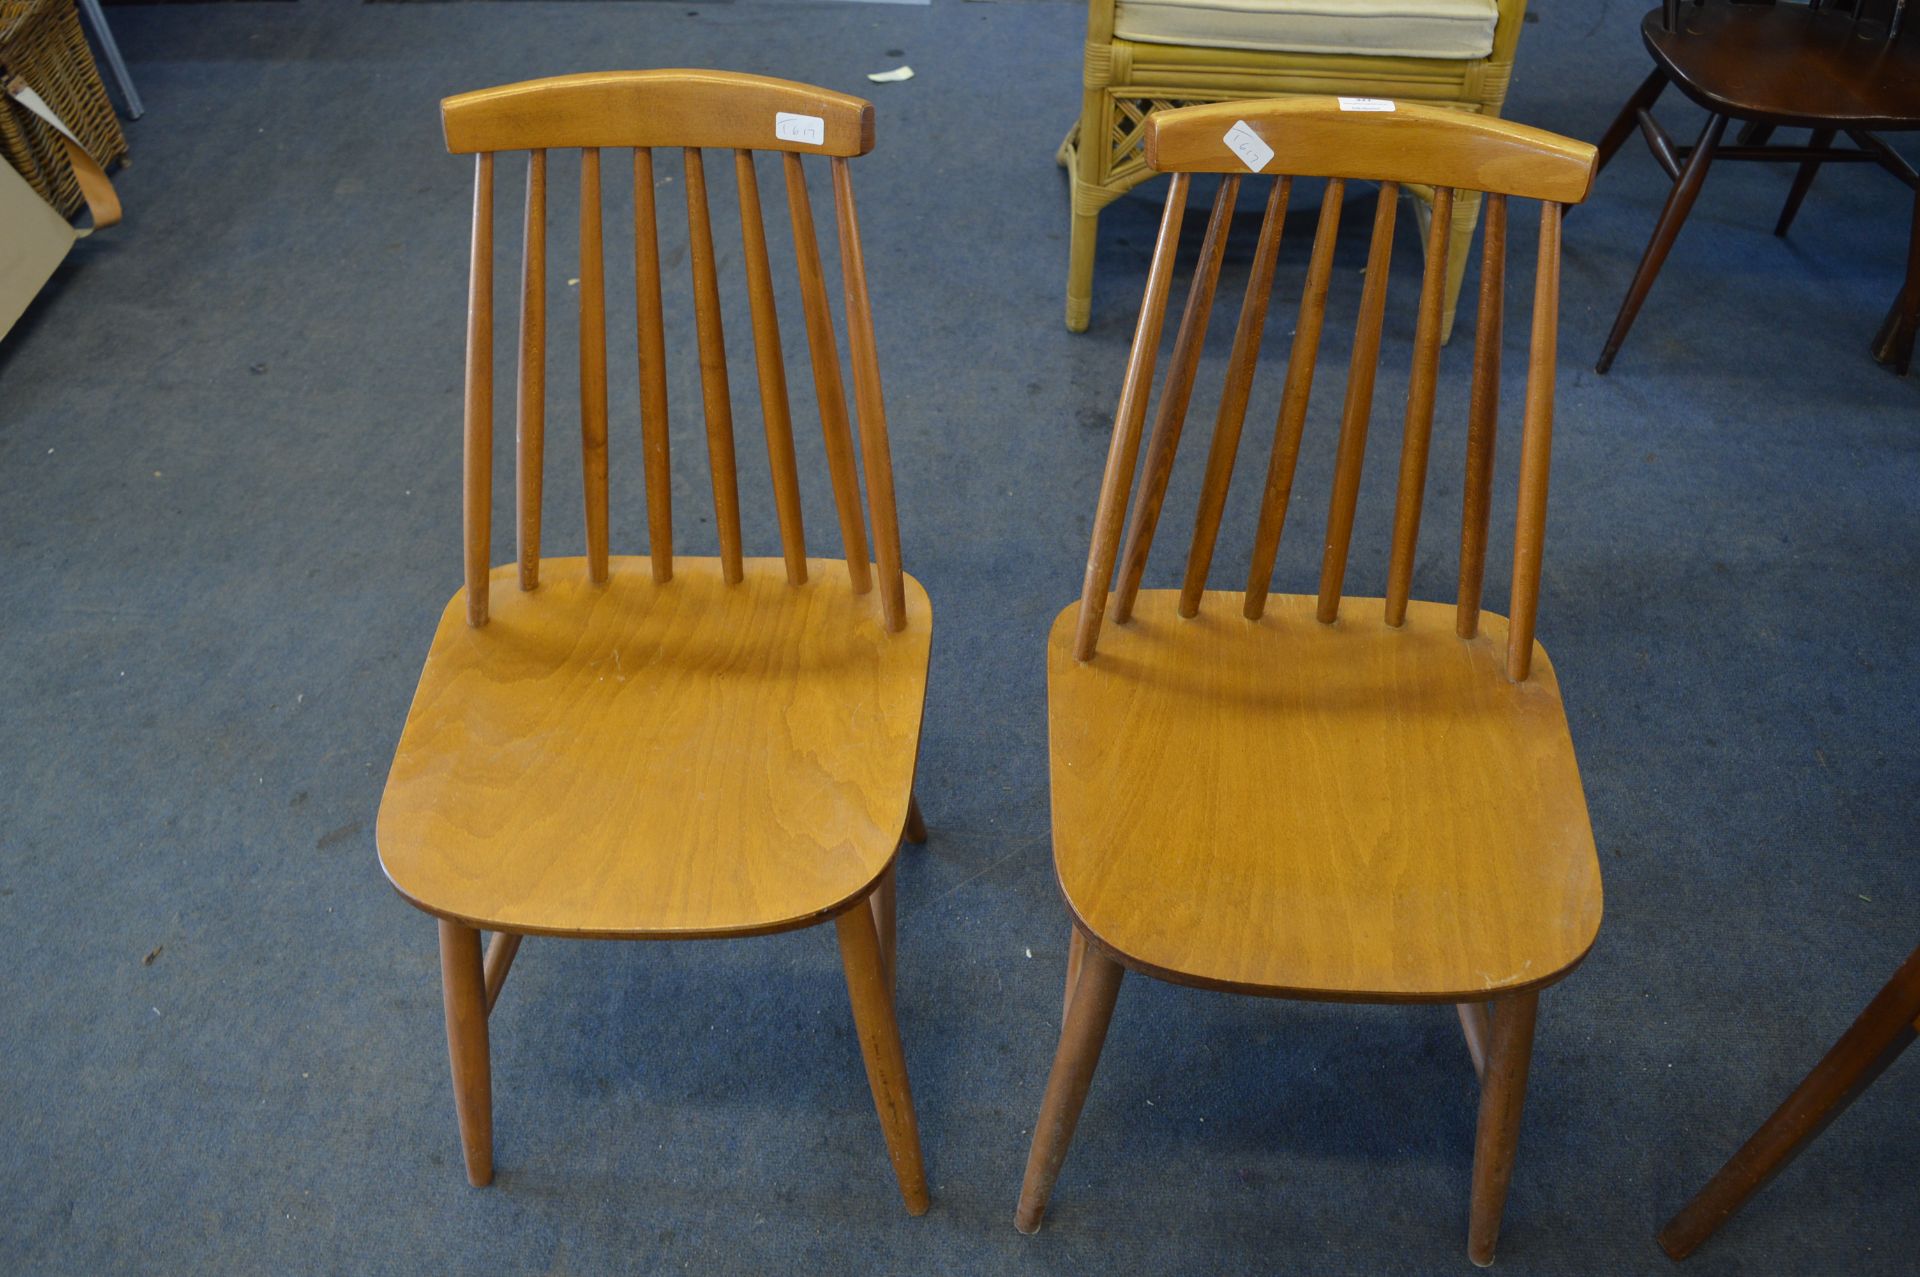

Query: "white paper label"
left=1221, top=120, right=1274, bottom=173
left=775, top=112, right=826, bottom=146
left=1337, top=97, right=1396, bottom=112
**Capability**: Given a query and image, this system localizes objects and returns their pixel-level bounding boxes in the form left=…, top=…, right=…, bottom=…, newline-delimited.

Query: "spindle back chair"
left=1015, top=97, right=1602, bottom=1266
left=376, top=71, right=930, bottom=1211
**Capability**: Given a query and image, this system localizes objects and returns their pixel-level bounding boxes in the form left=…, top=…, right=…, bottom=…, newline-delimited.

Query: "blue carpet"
left=1, top=0, right=1915, bottom=1271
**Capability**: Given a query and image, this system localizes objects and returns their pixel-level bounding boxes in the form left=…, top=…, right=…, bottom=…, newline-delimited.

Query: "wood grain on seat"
left=380, top=557, right=930, bottom=940
left=1048, top=592, right=1599, bottom=1003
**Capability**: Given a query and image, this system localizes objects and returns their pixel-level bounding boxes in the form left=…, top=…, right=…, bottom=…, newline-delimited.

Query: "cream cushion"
left=1112, top=0, right=1499, bottom=59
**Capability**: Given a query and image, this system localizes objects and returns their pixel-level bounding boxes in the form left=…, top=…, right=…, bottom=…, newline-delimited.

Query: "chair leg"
left=437, top=918, right=494, bottom=1187
left=1597, top=111, right=1729, bottom=374
left=1467, top=989, right=1539, bottom=1267
left=482, top=931, right=521, bottom=1014
left=836, top=901, right=930, bottom=1214
left=1774, top=128, right=1835, bottom=238
left=1871, top=188, right=1920, bottom=376
left=1067, top=208, right=1100, bottom=333
left=1594, top=68, right=1669, bottom=176
left=870, top=861, right=898, bottom=994
left=1657, top=945, right=1920, bottom=1261
left=1736, top=120, right=1775, bottom=148
left=903, top=792, right=928, bottom=845
left=1439, top=188, right=1482, bottom=345
left=1062, top=925, right=1086, bottom=1029
left=1457, top=1001, right=1491, bottom=1082
left=1016, top=928, right=1125, bottom=1234
left=1065, top=89, right=1107, bottom=333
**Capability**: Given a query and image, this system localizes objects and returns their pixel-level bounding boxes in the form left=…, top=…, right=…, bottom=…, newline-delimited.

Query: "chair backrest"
left=1662, top=0, right=1911, bottom=43
left=440, top=70, right=909, bottom=632
left=1071, top=97, right=1596, bottom=681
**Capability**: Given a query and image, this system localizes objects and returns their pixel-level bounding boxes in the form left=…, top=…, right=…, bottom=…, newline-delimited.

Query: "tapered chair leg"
left=1598, top=112, right=1729, bottom=373
left=837, top=901, right=930, bottom=1214
left=1467, top=989, right=1539, bottom=1266
left=438, top=918, right=493, bottom=1187
left=1657, top=945, right=1920, bottom=1260
left=1774, top=128, right=1835, bottom=238
left=903, top=793, right=928, bottom=845
left=1457, top=1001, right=1491, bottom=1082
left=1016, top=929, right=1125, bottom=1234
left=1062, top=926, right=1086, bottom=1029
left=871, top=861, right=898, bottom=993
left=1594, top=69, right=1668, bottom=175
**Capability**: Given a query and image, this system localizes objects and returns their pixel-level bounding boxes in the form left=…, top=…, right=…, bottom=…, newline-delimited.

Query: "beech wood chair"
left=376, top=71, right=931, bottom=1210
left=1658, top=941, right=1920, bottom=1260
left=1592, top=0, right=1920, bottom=374
left=1013, top=97, right=1600, bottom=1266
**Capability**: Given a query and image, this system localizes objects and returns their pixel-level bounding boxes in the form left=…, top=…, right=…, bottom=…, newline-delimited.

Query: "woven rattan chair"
left=1060, top=0, right=1529, bottom=337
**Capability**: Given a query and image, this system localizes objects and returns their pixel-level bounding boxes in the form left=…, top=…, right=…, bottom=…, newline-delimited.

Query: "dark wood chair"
left=376, top=71, right=932, bottom=1207
left=1658, top=943, right=1920, bottom=1259
left=1592, top=0, right=1920, bottom=374
left=1012, top=97, right=1600, bottom=1266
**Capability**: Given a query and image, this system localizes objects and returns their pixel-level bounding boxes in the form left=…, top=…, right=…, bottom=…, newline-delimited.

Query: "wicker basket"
left=0, top=0, right=126, bottom=218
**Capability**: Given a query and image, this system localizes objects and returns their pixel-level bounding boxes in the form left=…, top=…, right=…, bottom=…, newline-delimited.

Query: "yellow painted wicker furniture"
left=1060, top=0, right=1529, bottom=336
left=0, top=0, right=125, bottom=218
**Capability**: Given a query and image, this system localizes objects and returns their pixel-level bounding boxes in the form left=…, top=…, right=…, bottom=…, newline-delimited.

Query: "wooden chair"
left=1014, top=97, right=1600, bottom=1266
left=1592, top=0, right=1920, bottom=374
left=1658, top=942, right=1920, bottom=1260
left=376, top=71, right=931, bottom=1209
left=1059, top=0, right=1532, bottom=338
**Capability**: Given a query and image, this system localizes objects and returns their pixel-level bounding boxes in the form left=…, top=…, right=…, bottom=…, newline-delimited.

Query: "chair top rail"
left=1144, top=97, right=1596, bottom=204
left=443, top=70, right=876, bottom=157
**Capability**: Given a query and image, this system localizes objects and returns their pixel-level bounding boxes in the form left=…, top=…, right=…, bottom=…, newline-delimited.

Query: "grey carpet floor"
left=1, top=0, right=1916, bottom=1272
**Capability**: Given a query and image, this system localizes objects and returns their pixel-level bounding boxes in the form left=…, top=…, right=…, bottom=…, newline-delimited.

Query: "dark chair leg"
left=1736, top=120, right=1775, bottom=148
left=1774, top=128, right=1836, bottom=238
left=1870, top=188, right=1920, bottom=376
left=1657, top=945, right=1920, bottom=1260
left=1598, top=111, right=1730, bottom=373
left=1595, top=68, right=1670, bottom=176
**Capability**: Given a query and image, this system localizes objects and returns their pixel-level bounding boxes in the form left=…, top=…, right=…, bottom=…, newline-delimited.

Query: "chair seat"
left=378, top=556, right=931, bottom=940
left=1643, top=4, right=1920, bottom=129
left=1113, top=0, right=1499, bottom=60
left=1047, top=590, right=1601, bottom=1002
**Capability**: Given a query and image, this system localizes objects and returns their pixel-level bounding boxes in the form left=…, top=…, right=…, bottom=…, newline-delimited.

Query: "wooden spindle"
left=634, top=147, right=673, bottom=583
left=1244, top=179, right=1345, bottom=620
left=832, top=158, right=907, bottom=631
left=1112, top=176, right=1238, bottom=624
left=1457, top=194, right=1508, bottom=639
left=1507, top=201, right=1562, bottom=682
left=685, top=147, right=745, bottom=584
left=578, top=147, right=610, bottom=584
left=1180, top=176, right=1289, bottom=618
left=516, top=150, right=546, bottom=592
left=463, top=152, right=494, bottom=627
left=1072, top=172, right=1191, bottom=661
left=1383, top=187, right=1455, bottom=626
left=736, top=149, right=808, bottom=584
left=1315, top=181, right=1399, bottom=623
left=785, top=153, right=872, bottom=593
